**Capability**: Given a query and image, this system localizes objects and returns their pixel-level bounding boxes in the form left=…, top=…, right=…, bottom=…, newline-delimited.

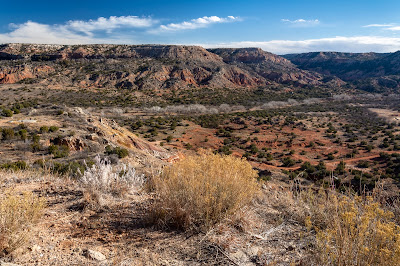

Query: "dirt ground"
left=0, top=170, right=314, bottom=266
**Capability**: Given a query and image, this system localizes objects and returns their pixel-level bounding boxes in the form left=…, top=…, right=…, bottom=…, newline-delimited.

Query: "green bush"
left=282, top=157, right=296, bottom=167
left=105, top=145, right=129, bottom=158
left=50, top=161, right=85, bottom=177
left=2, top=109, right=13, bottom=117
left=39, top=126, right=49, bottom=133
left=0, top=161, right=27, bottom=171
left=49, top=126, right=59, bottom=133
left=335, top=161, right=346, bottom=175
left=30, top=134, right=41, bottom=152
left=2, top=128, right=14, bottom=140
left=48, top=145, right=69, bottom=158
left=18, top=129, right=28, bottom=141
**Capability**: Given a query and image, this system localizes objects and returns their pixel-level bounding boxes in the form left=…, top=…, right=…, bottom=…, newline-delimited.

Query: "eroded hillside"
left=0, top=44, right=324, bottom=90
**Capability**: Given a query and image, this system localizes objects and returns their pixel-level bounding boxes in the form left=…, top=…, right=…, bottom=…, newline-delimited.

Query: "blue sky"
left=1, top=0, right=400, bottom=54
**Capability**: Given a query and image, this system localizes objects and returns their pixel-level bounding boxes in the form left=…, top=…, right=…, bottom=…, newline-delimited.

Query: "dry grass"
left=151, top=150, right=259, bottom=231
left=0, top=191, right=46, bottom=257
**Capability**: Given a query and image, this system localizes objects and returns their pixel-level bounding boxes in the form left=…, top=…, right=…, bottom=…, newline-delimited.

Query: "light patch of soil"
left=369, top=108, right=400, bottom=125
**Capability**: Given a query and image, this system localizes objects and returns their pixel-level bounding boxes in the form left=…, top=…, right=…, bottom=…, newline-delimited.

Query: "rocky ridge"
left=0, top=44, right=324, bottom=90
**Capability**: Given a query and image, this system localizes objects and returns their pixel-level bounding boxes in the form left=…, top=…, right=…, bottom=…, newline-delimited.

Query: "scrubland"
left=1, top=83, right=400, bottom=265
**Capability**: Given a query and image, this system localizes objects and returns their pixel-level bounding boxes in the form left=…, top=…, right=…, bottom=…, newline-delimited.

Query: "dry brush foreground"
left=0, top=154, right=400, bottom=265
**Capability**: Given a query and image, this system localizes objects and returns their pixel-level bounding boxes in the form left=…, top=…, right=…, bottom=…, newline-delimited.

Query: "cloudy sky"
left=1, top=0, right=400, bottom=54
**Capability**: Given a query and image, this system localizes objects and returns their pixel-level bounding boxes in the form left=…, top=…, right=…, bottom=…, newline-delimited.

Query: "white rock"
left=83, top=249, right=106, bottom=261
left=0, top=262, right=21, bottom=266
left=29, top=245, right=41, bottom=253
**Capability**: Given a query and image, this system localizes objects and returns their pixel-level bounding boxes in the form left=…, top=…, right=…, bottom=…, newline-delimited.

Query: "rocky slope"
left=284, top=51, right=400, bottom=92
left=209, top=48, right=323, bottom=86
left=0, top=44, right=324, bottom=90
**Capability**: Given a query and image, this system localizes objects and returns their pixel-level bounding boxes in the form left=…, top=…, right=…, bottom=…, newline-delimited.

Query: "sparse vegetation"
left=1, top=44, right=400, bottom=265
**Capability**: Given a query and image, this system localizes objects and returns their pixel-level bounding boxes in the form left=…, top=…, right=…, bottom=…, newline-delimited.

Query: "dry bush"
left=264, top=181, right=400, bottom=265
left=315, top=195, right=400, bottom=266
left=0, top=191, right=46, bottom=257
left=151, top=151, right=259, bottom=231
left=80, top=156, right=144, bottom=209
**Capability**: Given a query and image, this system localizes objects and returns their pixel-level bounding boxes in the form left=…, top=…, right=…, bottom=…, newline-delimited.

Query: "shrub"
left=18, top=129, right=28, bottom=141
left=80, top=156, right=144, bottom=208
left=39, top=126, right=49, bottom=133
left=2, top=128, right=14, bottom=140
left=357, top=160, right=370, bottom=168
left=151, top=151, right=259, bottom=231
left=0, top=191, right=45, bottom=256
left=50, top=161, right=85, bottom=177
left=48, top=144, right=69, bottom=158
left=315, top=195, right=400, bottom=265
left=282, top=157, right=296, bottom=167
left=2, top=109, right=13, bottom=117
left=335, top=161, right=346, bottom=175
left=0, top=161, right=27, bottom=171
left=105, top=145, right=129, bottom=158
left=49, top=126, right=59, bottom=133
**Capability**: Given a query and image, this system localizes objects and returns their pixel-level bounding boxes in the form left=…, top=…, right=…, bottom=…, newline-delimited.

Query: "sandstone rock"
left=83, top=249, right=106, bottom=261
left=86, top=134, right=99, bottom=141
left=52, top=136, right=86, bottom=151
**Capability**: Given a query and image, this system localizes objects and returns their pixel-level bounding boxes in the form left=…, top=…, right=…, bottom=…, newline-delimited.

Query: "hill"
left=284, top=51, right=400, bottom=92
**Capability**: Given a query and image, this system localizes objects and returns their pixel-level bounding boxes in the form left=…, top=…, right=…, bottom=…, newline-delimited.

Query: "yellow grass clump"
left=152, top=151, right=259, bottom=231
left=0, top=191, right=46, bottom=257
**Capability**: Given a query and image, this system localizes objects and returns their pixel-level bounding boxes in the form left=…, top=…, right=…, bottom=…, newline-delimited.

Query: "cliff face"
left=0, top=64, right=54, bottom=84
left=283, top=52, right=387, bottom=79
left=284, top=51, right=400, bottom=92
left=0, top=44, right=323, bottom=90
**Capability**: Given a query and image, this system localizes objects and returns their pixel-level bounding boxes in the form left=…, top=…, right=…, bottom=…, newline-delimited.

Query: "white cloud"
left=0, top=21, right=98, bottom=44
left=3, top=17, right=400, bottom=54
left=0, top=16, right=156, bottom=44
left=153, top=16, right=240, bottom=33
left=363, top=23, right=395, bottom=28
left=386, top=26, right=400, bottom=31
left=203, top=36, right=400, bottom=54
left=281, top=18, right=320, bottom=27
left=66, top=16, right=155, bottom=36
left=362, top=23, right=400, bottom=31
